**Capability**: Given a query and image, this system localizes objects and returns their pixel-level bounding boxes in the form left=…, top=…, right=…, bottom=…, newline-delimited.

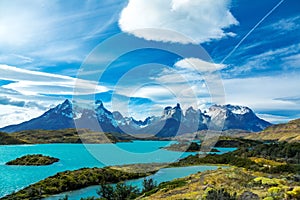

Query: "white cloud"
left=270, top=16, right=300, bottom=33
left=0, top=104, right=45, bottom=127
left=119, top=0, right=238, bottom=44
left=256, top=113, right=293, bottom=124
left=175, top=58, right=226, bottom=72
left=224, top=43, right=300, bottom=77
left=0, top=64, right=108, bottom=95
left=223, top=74, right=300, bottom=121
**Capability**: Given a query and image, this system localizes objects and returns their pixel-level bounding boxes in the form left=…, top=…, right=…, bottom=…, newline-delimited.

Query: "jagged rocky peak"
left=56, top=99, right=72, bottom=110
left=185, top=106, right=200, bottom=115
left=95, top=100, right=104, bottom=108
left=112, top=111, right=123, bottom=120
left=0, top=99, right=272, bottom=134
left=53, top=99, right=73, bottom=118
left=162, top=103, right=183, bottom=120
left=223, top=104, right=252, bottom=115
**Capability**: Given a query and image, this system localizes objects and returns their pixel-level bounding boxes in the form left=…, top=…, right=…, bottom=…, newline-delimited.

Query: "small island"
left=163, top=142, right=220, bottom=153
left=6, top=154, right=59, bottom=166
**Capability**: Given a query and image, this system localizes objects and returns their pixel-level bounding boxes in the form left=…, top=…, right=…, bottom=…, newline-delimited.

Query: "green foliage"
left=114, top=183, right=139, bottom=200
left=171, top=141, right=300, bottom=174
left=97, top=183, right=114, bottom=200
left=203, top=188, right=237, bottom=200
left=214, top=136, right=262, bottom=148
left=97, top=182, right=139, bottom=200
left=234, top=142, right=300, bottom=164
left=142, top=178, right=157, bottom=193
left=9, top=129, right=127, bottom=144
left=2, top=167, right=148, bottom=200
left=0, top=132, right=26, bottom=144
left=5, top=154, right=59, bottom=166
left=238, top=191, right=259, bottom=200
left=286, top=186, right=300, bottom=199
left=171, top=152, right=259, bottom=170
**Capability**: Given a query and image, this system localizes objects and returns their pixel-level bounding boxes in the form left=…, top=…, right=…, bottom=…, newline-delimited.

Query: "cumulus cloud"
left=119, top=0, right=238, bottom=44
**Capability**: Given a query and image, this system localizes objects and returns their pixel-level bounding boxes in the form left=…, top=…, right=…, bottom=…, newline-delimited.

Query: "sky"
left=0, top=0, right=299, bottom=127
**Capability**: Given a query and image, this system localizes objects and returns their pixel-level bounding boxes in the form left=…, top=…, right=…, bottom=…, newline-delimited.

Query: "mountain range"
left=0, top=99, right=271, bottom=137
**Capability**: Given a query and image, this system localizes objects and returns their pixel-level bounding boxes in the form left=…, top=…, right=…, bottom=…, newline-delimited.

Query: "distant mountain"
left=0, top=99, right=271, bottom=136
left=244, top=118, right=300, bottom=143
left=205, top=105, right=271, bottom=132
left=0, top=99, right=75, bottom=133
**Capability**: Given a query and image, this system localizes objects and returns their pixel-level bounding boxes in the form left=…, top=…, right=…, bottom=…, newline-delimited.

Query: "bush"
left=203, top=188, right=237, bottom=200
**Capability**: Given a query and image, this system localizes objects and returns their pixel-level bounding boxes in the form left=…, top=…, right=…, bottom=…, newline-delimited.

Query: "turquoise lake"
left=0, top=141, right=236, bottom=198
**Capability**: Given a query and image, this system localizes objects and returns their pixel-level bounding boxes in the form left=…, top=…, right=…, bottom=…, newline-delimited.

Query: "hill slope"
left=0, top=132, right=27, bottom=145
left=244, top=118, right=300, bottom=142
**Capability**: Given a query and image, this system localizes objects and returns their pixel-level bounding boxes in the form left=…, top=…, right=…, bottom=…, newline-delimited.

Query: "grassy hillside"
left=244, top=119, right=300, bottom=143
left=143, top=167, right=300, bottom=200
left=0, top=132, right=27, bottom=145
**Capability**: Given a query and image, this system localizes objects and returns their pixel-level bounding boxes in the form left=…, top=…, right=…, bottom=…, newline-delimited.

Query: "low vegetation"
left=2, top=128, right=168, bottom=145
left=9, top=129, right=131, bottom=144
left=170, top=141, right=300, bottom=174
left=163, top=142, right=220, bottom=152
left=1, top=167, right=151, bottom=200
left=143, top=167, right=300, bottom=199
left=0, top=132, right=27, bottom=145
left=6, top=154, right=59, bottom=166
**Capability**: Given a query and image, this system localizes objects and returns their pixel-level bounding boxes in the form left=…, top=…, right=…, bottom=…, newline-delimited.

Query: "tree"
left=113, top=183, right=139, bottom=200
left=97, top=183, right=114, bottom=200
left=142, top=178, right=157, bottom=193
left=97, top=182, right=139, bottom=200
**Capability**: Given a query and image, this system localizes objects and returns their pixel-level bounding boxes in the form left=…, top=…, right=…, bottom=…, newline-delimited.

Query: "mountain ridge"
left=0, top=99, right=272, bottom=136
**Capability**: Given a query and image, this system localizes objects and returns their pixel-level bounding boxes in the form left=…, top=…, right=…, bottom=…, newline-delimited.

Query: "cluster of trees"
left=60, top=178, right=157, bottom=200
left=234, top=142, right=300, bottom=164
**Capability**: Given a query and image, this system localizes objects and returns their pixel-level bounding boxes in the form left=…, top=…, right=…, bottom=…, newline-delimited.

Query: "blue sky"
left=0, top=0, right=299, bottom=127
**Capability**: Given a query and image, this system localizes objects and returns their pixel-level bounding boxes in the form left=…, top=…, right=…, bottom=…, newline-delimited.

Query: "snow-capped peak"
left=224, top=104, right=251, bottom=115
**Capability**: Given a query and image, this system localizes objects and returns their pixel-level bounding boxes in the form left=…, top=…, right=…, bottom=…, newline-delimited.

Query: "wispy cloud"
left=0, top=0, right=124, bottom=67
left=0, top=64, right=109, bottom=95
left=223, top=73, right=300, bottom=122
left=223, top=43, right=300, bottom=77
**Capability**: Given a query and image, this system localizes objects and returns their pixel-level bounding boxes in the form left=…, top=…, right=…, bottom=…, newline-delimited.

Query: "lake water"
left=0, top=141, right=236, bottom=198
